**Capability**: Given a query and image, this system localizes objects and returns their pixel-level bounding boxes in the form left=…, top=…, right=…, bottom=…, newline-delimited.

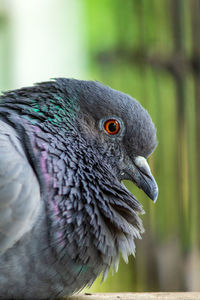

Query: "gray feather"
left=0, top=120, right=40, bottom=254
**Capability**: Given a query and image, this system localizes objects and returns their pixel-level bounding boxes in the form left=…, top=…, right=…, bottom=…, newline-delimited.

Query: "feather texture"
left=0, top=79, right=157, bottom=299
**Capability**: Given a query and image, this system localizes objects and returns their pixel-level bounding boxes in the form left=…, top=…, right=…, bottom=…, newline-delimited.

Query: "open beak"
left=121, top=156, right=158, bottom=203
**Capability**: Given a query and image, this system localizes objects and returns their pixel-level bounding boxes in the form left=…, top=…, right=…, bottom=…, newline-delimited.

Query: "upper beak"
left=122, top=156, right=158, bottom=203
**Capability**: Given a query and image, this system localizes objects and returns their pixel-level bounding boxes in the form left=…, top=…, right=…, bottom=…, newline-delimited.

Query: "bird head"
left=72, top=79, right=158, bottom=203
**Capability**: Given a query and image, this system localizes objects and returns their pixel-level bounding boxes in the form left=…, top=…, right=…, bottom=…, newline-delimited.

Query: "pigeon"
left=0, top=78, right=158, bottom=299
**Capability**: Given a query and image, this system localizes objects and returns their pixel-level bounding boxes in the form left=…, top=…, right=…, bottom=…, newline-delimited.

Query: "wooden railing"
left=69, top=292, right=200, bottom=300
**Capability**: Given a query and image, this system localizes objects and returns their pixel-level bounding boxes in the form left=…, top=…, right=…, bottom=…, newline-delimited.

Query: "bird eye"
left=104, top=119, right=120, bottom=135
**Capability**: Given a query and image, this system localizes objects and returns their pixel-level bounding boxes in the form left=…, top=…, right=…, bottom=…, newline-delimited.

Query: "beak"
left=122, top=156, right=158, bottom=203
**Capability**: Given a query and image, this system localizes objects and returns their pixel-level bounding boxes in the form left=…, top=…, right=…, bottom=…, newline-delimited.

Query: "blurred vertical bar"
left=190, top=0, right=200, bottom=245
left=0, top=0, right=11, bottom=92
left=170, top=0, right=190, bottom=250
left=5, top=0, right=87, bottom=89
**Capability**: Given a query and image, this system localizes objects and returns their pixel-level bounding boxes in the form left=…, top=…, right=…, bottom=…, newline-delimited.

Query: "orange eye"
left=104, top=119, right=120, bottom=135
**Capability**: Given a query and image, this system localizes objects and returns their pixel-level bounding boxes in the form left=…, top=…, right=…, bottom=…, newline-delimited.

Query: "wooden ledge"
left=69, top=292, right=200, bottom=300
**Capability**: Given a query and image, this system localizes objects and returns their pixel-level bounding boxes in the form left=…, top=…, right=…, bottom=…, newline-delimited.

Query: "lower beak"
left=122, top=156, right=158, bottom=203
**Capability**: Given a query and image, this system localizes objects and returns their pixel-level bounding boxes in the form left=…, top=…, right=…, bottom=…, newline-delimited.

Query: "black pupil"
left=108, top=122, right=117, bottom=132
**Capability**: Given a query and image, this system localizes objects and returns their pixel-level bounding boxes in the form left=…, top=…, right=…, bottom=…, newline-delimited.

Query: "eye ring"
left=99, top=116, right=124, bottom=138
left=104, top=119, right=120, bottom=135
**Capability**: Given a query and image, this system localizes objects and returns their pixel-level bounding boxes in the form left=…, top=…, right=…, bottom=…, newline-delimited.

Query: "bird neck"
left=27, top=130, right=143, bottom=278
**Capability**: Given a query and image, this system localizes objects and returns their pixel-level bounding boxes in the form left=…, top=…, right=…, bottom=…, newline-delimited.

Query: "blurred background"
left=0, top=0, right=200, bottom=293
